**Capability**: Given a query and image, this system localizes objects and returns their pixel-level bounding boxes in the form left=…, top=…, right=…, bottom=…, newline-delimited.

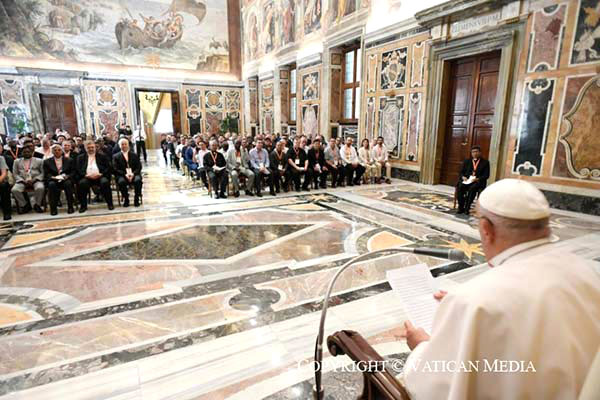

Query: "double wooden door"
left=439, top=51, right=500, bottom=185
left=40, top=94, right=79, bottom=135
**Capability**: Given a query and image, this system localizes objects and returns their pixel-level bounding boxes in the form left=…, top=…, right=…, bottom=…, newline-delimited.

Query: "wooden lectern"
left=327, top=330, right=411, bottom=400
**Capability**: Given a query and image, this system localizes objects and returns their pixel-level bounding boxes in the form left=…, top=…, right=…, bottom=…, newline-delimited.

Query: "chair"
left=327, top=330, right=410, bottom=400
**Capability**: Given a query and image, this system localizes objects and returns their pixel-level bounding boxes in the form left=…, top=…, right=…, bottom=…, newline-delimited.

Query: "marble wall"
left=361, top=32, right=430, bottom=168
left=506, top=0, right=600, bottom=191
left=0, top=75, right=30, bottom=136
left=82, top=80, right=131, bottom=137
left=259, top=79, right=275, bottom=135
left=182, top=85, right=244, bottom=136
left=298, top=64, right=322, bottom=139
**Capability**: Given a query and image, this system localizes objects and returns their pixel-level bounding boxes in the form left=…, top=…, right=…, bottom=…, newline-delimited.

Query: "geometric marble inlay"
left=3, top=229, right=75, bottom=249
left=73, top=224, right=308, bottom=260
left=367, top=231, right=412, bottom=252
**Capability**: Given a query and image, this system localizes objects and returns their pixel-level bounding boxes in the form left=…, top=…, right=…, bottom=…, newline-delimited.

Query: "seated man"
left=456, top=145, right=490, bottom=215
left=340, top=137, right=365, bottom=186
left=286, top=137, right=310, bottom=192
left=403, top=179, right=600, bottom=399
left=324, top=137, right=345, bottom=188
left=113, top=138, right=143, bottom=207
left=307, top=138, right=328, bottom=189
left=183, top=139, right=201, bottom=180
left=226, top=139, right=255, bottom=197
left=203, top=139, right=228, bottom=199
left=76, top=140, right=114, bottom=212
left=195, top=140, right=210, bottom=188
left=12, top=145, right=45, bottom=214
left=249, top=139, right=274, bottom=197
left=43, top=144, right=75, bottom=215
left=270, top=140, right=289, bottom=193
left=0, top=154, right=11, bottom=220
left=371, top=136, right=392, bottom=184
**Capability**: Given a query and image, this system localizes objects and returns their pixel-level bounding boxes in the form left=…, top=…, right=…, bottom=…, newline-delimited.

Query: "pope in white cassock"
left=402, top=179, right=600, bottom=399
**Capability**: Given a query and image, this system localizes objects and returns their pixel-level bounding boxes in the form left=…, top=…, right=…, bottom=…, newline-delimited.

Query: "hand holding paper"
left=387, top=263, right=439, bottom=335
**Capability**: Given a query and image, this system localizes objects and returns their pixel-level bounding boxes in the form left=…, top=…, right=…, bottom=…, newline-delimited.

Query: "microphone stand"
left=312, top=246, right=465, bottom=399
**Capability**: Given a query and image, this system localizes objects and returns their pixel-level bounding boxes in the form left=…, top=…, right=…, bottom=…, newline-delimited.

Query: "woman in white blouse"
left=358, top=138, right=378, bottom=184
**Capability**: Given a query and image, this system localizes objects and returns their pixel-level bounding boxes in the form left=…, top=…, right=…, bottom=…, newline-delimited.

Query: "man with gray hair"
left=113, top=138, right=143, bottom=207
left=403, top=179, right=600, bottom=399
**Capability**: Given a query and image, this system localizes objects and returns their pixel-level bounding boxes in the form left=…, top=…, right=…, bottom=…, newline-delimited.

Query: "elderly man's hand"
left=434, top=290, right=448, bottom=301
left=404, top=321, right=430, bottom=351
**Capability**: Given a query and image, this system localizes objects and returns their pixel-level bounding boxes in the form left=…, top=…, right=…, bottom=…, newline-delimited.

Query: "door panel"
left=40, top=94, right=79, bottom=136
left=439, top=51, right=500, bottom=186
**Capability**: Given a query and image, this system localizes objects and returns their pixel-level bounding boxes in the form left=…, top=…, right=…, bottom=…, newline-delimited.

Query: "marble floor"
left=1, top=151, right=599, bottom=400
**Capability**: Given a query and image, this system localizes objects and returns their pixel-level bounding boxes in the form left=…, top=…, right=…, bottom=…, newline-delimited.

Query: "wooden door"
left=40, top=94, right=79, bottom=135
left=171, top=92, right=182, bottom=136
left=439, top=51, right=500, bottom=185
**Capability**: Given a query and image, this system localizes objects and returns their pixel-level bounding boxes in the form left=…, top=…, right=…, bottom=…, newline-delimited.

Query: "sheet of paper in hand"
left=387, top=263, right=439, bottom=335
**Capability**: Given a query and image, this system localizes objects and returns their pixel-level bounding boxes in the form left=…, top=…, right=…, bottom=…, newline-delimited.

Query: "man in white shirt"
left=133, top=126, right=147, bottom=163
left=371, top=136, right=392, bottom=184
left=324, top=137, right=345, bottom=188
left=339, top=137, right=365, bottom=186
left=226, top=139, right=255, bottom=197
left=403, top=179, right=600, bottom=400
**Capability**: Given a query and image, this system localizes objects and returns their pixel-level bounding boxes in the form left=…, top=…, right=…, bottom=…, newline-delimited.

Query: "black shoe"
left=79, top=206, right=87, bottom=213
left=295, top=187, right=301, bottom=192
left=353, top=179, right=361, bottom=185
left=275, top=188, right=280, bottom=193
left=108, top=204, right=115, bottom=211
left=320, top=184, right=327, bottom=189
left=68, top=207, right=75, bottom=214
left=302, top=187, right=310, bottom=192
left=220, top=193, right=227, bottom=199
left=347, top=182, right=354, bottom=187
left=332, top=183, right=337, bottom=189
left=18, top=204, right=32, bottom=214
left=3, top=214, right=11, bottom=221
left=270, top=190, right=276, bottom=196
left=34, top=205, right=44, bottom=213
left=283, top=187, right=289, bottom=193
left=123, top=198, right=130, bottom=207
left=234, top=191, right=240, bottom=198
left=256, top=192, right=263, bottom=197
left=50, top=209, right=58, bottom=216
left=245, top=190, right=254, bottom=196
left=134, top=197, right=141, bottom=207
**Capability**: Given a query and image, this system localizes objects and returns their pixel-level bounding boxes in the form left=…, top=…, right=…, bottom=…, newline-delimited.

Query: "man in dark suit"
left=113, top=138, right=143, bottom=207
left=203, top=139, right=228, bottom=199
left=286, top=137, right=310, bottom=191
left=307, top=138, right=328, bottom=189
left=76, top=140, right=114, bottom=212
left=44, top=145, right=75, bottom=215
left=269, top=140, right=289, bottom=193
left=456, top=145, right=490, bottom=215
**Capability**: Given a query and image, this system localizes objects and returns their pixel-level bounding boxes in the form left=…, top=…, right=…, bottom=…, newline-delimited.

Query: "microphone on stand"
left=313, top=246, right=466, bottom=400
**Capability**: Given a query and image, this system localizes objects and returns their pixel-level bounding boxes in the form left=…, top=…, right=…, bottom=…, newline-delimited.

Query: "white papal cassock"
left=402, top=237, right=600, bottom=399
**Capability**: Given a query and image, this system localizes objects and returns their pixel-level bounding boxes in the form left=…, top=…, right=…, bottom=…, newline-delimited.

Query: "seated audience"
left=287, top=137, right=310, bottom=192
left=12, top=145, right=45, bottom=213
left=307, top=138, right=327, bottom=189
left=340, top=137, right=364, bottom=186
left=270, top=140, right=289, bottom=193
left=183, top=139, right=201, bottom=180
left=358, top=138, right=378, bottom=184
left=249, top=139, right=274, bottom=197
left=371, top=136, right=392, bottom=184
left=195, top=140, right=210, bottom=188
left=43, top=144, right=75, bottom=215
left=76, top=140, right=114, bottom=212
left=226, top=139, right=255, bottom=197
left=113, top=138, right=143, bottom=207
left=203, top=139, right=228, bottom=199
